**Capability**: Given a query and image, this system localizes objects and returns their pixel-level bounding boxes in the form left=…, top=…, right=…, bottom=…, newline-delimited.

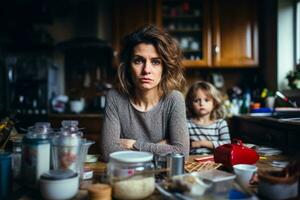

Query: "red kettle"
left=214, top=139, right=259, bottom=168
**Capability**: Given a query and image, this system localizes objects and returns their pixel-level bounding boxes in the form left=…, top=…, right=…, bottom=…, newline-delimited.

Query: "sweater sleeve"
left=99, top=90, right=125, bottom=162
left=211, top=119, right=231, bottom=148
left=133, top=91, right=190, bottom=158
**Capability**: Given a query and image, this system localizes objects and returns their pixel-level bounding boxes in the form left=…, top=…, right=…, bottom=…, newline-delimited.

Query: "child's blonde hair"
left=185, top=81, right=225, bottom=120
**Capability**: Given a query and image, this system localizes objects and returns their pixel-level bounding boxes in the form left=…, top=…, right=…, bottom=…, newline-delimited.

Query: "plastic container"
left=107, top=151, right=155, bottom=200
left=196, top=169, right=236, bottom=193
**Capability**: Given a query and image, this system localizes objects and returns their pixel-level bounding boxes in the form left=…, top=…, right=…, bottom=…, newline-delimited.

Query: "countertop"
left=233, top=114, right=300, bottom=130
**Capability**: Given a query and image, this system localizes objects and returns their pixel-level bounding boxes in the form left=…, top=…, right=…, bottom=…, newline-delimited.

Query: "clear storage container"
left=107, top=151, right=155, bottom=200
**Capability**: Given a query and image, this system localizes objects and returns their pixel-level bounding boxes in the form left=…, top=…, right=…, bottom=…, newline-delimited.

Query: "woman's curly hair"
left=117, top=25, right=186, bottom=98
left=185, top=81, right=226, bottom=120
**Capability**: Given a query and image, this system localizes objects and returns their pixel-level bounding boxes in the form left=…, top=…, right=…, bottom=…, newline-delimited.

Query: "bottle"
left=12, top=139, right=22, bottom=180
left=240, top=91, right=251, bottom=114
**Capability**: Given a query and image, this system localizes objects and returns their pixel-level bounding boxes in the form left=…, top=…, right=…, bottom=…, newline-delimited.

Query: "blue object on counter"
left=250, top=107, right=272, bottom=113
left=229, top=188, right=252, bottom=199
left=0, top=152, right=12, bottom=199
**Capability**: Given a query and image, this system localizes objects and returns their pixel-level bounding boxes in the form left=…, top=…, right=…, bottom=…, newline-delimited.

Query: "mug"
left=233, top=164, right=257, bottom=188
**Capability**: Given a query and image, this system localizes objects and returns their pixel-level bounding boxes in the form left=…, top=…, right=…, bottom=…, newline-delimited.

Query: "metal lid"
left=109, top=151, right=153, bottom=163
left=41, top=169, right=78, bottom=180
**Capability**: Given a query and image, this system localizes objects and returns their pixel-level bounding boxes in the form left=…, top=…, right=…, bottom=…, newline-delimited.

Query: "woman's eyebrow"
left=132, top=55, right=161, bottom=60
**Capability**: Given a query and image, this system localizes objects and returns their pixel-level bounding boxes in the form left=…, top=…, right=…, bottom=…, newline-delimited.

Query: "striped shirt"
left=187, top=119, right=231, bottom=154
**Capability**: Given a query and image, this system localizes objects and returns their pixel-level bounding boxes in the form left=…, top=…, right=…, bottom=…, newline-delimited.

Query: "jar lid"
left=41, top=169, right=78, bottom=180
left=109, top=151, right=153, bottom=163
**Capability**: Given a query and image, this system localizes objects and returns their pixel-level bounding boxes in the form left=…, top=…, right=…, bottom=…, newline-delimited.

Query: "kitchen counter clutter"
left=8, top=152, right=299, bottom=200
left=230, top=115, right=300, bottom=155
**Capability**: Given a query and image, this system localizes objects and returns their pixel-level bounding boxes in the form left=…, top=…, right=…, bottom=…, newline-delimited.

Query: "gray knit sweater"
left=100, top=89, right=189, bottom=161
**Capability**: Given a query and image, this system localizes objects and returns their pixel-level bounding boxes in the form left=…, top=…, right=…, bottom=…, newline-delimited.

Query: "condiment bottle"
left=21, top=122, right=53, bottom=188
left=107, top=151, right=155, bottom=200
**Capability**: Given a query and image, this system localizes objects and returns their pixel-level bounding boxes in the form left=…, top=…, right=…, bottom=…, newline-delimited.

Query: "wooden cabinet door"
left=212, top=0, right=258, bottom=67
left=112, top=0, right=155, bottom=53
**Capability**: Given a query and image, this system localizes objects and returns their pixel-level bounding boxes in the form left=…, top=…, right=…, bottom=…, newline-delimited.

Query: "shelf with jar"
left=157, top=0, right=211, bottom=67
left=156, top=0, right=259, bottom=68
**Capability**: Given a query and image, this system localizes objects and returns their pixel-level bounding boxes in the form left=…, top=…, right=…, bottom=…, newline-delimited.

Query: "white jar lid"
left=109, top=151, right=153, bottom=163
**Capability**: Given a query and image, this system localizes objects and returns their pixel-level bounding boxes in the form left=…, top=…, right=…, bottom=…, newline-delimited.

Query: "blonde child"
left=185, top=81, right=230, bottom=154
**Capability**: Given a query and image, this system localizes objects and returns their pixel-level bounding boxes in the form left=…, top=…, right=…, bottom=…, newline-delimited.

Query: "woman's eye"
left=133, top=58, right=144, bottom=65
left=151, top=59, right=161, bottom=66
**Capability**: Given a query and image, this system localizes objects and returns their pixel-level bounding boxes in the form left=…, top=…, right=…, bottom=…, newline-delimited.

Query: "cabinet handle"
left=213, top=45, right=220, bottom=56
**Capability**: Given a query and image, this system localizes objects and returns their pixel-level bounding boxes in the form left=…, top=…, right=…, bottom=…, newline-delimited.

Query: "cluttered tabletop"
left=10, top=144, right=299, bottom=200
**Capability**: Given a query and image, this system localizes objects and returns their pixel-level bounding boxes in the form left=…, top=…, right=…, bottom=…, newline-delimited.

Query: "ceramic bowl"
left=40, top=170, right=79, bottom=200
left=258, top=170, right=298, bottom=200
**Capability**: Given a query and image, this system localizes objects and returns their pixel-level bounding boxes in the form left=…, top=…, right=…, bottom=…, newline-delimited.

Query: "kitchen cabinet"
left=157, top=0, right=258, bottom=68
left=112, top=0, right=156, bottom=53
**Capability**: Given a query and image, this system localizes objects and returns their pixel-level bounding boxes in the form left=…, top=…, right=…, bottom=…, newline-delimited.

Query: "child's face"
left=192, top=89, right=214, bottom=117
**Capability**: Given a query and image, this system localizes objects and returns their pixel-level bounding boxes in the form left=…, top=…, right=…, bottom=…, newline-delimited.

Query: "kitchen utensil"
left=214, top=139, right=259, bottom=168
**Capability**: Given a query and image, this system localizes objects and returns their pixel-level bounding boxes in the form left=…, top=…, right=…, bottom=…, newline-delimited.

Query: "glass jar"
left=107, top=151, right=155, bottom=200
left=22, top=122, right=53, bottom=188
left=51, top=120, right=82, bottom=173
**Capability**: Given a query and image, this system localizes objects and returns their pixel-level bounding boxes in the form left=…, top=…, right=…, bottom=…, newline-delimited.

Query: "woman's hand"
left=120, top=139, right=136, bottom=150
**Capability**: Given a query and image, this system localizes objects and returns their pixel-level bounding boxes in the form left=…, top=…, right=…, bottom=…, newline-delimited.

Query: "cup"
left=265, top=96, right=275, bottom=109
left=233, top=164, right=257, bottom=188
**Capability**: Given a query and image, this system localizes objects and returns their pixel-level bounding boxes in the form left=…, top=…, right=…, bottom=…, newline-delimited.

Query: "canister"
left=21, top=122, right=53, bottom=188
left=0, top=152, right=12, bottom=199
left=107, top=151, right=155, bottom=200
left=167, top=153, right=185, bottom=177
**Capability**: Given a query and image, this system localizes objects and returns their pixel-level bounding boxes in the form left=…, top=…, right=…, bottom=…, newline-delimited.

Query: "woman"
left=100, top=25, right=189, bottom=161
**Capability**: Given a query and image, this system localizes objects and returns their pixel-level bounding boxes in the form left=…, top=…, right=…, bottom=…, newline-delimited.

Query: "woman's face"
left=130, top=43, right=163, bottom=93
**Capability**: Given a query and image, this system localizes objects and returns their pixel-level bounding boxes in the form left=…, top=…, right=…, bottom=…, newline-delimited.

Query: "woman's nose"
left=142, top=61, right=151, bottom=74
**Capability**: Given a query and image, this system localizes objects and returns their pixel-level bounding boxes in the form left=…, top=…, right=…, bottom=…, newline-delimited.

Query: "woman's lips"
left=140, top=78, right=152, bottom=83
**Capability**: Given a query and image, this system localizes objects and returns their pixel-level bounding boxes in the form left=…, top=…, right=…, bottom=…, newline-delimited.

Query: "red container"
left=214, top=139, right=259, bottom=168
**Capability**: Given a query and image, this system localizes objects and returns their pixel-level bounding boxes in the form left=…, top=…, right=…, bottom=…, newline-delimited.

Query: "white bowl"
left=40, top=171, right=79, bottom=200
